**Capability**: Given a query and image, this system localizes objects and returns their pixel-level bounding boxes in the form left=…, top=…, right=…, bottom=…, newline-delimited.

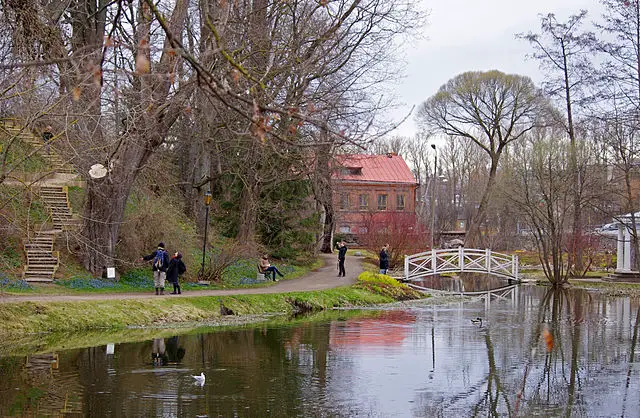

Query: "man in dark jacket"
left=139, top=242, right=170, bottom=295
left=337, top=241, right=347, bottom=277
left=379, top=244, right=390, bottom=275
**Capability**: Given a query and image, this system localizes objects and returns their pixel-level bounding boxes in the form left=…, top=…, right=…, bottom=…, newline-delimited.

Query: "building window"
left=377, top=194, right=388, bottom=210
left=396, top=194, right=405, bottom=210
left=339, top=226, right=351, bottom=233
left=360, top=226, right=368, bottom=233
left=359, top=194, right=369, bottom=210
left=339, top=193, right=350, bottom=210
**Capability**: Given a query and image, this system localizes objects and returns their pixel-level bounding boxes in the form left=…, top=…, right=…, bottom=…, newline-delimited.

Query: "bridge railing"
left=404, top=248, right=519, bottom=281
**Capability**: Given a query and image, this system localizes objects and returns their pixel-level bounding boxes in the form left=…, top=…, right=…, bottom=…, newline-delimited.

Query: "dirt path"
left=0, top=253, right=365, bottom=304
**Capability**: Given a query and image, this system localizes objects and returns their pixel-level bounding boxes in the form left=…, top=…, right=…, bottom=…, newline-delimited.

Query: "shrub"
left=355, top=271, right=423, bottom=301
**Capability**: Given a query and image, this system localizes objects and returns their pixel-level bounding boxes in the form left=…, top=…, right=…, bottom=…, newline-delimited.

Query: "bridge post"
left=431, top=249, right=437, bottom=275
left=404, top=255, right=408, bottom=281
left=459, top=246, right=464, bottom=272
left=512, top=254, right=518, bottom=280
left=485, top=248, right=491, bottom=273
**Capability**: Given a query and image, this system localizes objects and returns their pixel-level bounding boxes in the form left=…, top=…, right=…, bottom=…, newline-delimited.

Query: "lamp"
left=430, top=144, right=437, bottom=249
left=199, top=191, right=212, bottom=280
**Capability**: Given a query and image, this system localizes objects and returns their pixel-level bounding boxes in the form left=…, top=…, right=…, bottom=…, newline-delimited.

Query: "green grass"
left=0, top=137, right=49, bottom=173
left=0, top=309, right=383, bottom=356
left=0, top=256, right=324, bottom=296
left=0, top=273, right=419, bottom=339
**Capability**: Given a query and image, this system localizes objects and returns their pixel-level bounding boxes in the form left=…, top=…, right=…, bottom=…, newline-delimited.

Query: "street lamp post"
left=430, top=144, right=437, bottom=249
left=199, top=191, right=212, bottom=280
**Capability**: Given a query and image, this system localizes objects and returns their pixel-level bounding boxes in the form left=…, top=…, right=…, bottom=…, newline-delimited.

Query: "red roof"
left=333, top=154, right=417, bottom=184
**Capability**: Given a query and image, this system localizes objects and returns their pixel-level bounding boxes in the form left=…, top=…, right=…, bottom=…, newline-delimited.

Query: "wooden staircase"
left=0, top=119, right=76, bottom=174
left=39, top=185, right=80, bottom=231
left=0, top=119, right=81, bottom=282
left=23, top=232, right=59, bottom=282
left=21, top=186, right=81, bottom=282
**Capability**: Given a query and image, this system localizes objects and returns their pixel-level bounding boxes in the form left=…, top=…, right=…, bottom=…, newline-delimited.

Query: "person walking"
left=41, top=125, right=53, bottom=155
left=337, top=241, right=347, bottom=277
left=379, top=244, right=390, bottom=275
left=166, top=251, right=186, bottom=294
left=139, top=243, right=170, bottom=295
left=259, top=255, right=284, bottom=281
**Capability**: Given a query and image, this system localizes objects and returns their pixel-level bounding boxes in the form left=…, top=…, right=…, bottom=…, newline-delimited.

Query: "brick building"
left=332, top=154, right=419, bottom=243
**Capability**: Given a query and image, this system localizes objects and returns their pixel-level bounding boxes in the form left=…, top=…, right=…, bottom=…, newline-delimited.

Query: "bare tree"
left=518, top=11, right=595, bottom=275
left=592, top=0, right=640, bottom=270
left=502, top=130, right=574, bottom=285
left=416, top=70, right=548, bottom=247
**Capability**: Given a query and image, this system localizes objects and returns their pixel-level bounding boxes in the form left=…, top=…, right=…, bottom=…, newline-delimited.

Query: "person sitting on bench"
left=258, top=255, right=284, bottom=281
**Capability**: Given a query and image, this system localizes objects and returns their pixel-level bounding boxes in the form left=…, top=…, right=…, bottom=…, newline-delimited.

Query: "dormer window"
left=341, top=167, right=362, bottom=176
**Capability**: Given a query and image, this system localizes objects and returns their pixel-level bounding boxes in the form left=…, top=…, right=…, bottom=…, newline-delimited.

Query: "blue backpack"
left=153, top=249, right=166, bottom=269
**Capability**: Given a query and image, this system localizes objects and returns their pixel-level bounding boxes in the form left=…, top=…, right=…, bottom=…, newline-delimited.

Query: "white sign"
left=89, top=163, right=107, bottom=179
left=106, top=267, right=116, bottom=279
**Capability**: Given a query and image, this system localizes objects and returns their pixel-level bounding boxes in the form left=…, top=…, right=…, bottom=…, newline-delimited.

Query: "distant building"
left=332, top=153, right=418, bottom=243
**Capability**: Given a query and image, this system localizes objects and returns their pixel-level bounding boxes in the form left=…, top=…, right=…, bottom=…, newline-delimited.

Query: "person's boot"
left=171, top=285, right=177, bottom=294
left=155, top=288, right=159, bottom=295
left=160, top=288, right=164, bottom=295
left=177, top=285, right=181, bottom=295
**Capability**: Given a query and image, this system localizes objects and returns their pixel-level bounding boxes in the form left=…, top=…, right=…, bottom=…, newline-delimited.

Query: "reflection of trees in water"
left=413, top=287, right=640, bottom=417
left=512, top=287, right=639, bottom=417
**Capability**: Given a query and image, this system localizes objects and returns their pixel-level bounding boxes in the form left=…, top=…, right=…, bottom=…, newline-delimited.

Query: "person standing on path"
left=166, top=251, right=186, bottom=294
left=139, top=243, right=170, bottom=295
left=337, top=241, right=347, bottom=277
left=379, top=244, right=390, bottom=275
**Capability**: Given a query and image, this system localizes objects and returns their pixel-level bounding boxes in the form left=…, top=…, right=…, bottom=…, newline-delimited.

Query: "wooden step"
left=25, top=241, right=54, bottom=246
left=26, top=248, right=53, bottom=254
left=26, top=257, right=55, bottom=262
left=26, top=264, right=58, bottom=269
left=23, top=276, right=54, bottom=283
left=30, top=236, right=54, bottom=242
left=25, top=244, right=54, bottom=251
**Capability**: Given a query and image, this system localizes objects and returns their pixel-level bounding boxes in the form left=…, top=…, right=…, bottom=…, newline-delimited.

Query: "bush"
left=118, top=192, right=199, bottom=279
left=355, top=271, right=423, bottom=301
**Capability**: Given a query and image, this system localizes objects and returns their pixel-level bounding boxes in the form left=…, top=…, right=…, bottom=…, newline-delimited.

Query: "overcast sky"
left=391, top=0, right=603, bottom=138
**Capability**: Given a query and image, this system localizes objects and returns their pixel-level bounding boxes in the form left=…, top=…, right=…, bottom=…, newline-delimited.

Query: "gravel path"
left=0, top=253, right=365, bottom=304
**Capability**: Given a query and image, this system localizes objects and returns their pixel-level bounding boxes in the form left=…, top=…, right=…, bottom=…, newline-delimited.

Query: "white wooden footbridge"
left=401, top=247, right=520, bottom=293
left=401, top=248, right=520, bottom=301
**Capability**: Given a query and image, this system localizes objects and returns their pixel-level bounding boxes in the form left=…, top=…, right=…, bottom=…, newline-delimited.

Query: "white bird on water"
left=192, top=372, right=205, bottom=386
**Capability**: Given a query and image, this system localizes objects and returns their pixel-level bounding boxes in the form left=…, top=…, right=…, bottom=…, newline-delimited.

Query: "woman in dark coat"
left=166, top=252, right=186, bottom=294
left=379, top=244, right=390, bottom=275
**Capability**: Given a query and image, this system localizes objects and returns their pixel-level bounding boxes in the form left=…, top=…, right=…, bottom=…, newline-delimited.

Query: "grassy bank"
left=0, top=273, right=424, bottom=343
left=0, top=309, right=385, bottom=357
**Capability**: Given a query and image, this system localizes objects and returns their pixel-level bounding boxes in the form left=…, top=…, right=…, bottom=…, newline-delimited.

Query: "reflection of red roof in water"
left=329, top=311, right=416, bottom=347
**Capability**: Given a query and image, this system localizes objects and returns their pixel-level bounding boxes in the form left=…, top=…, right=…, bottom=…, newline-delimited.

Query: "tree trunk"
left=237, top=178, right=260, bottom=242
left=466, top=156, right=500, bottom=248
left=83, top=179, right=133, bottom=272
left=320, top=202, right=334, bottom=253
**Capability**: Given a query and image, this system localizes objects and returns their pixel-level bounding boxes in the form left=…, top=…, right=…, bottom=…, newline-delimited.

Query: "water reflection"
left=1, top=287, right=640, bottom=416
left=415, top=272, right=515, bottom=293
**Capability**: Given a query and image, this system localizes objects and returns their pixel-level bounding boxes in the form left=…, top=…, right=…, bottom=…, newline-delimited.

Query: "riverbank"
left=0, top=252, right=425, bottom=348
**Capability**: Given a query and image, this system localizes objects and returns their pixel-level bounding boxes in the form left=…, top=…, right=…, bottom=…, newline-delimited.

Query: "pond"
left=1, top=284, right=640, bottom=417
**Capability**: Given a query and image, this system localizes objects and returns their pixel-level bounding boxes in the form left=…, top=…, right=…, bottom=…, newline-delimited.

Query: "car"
left=594, top=222, right=640, bottom=237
